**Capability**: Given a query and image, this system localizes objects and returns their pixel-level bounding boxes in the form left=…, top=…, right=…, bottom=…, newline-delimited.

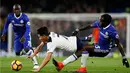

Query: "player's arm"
left=32, top=52, right=53, bottom=72
left=72, top=21, right=98, bottom=36
left=1, top=15, right=11, bottom=41
left=115, top=39, right=125, bottom=57
left=28, top=42, right=44, bottom=58
left=32, top=42, right=56, bottom=72
left=79, top=34, right=93, bottom=41
left=115, top=38, right=130, bottom=68
left=79, top=24, right=95, bottom=31
left=72, top=24, right=93, bottom=36
left=110, top=30, right=129, bottom=68
left=20, top=15, right=31, bottom=43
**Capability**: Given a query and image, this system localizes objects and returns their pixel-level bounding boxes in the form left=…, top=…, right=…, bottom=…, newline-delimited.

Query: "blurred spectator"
left=0, top=7, right=8, bottom=56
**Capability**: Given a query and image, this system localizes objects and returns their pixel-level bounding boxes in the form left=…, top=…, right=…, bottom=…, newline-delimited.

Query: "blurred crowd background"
left=1, top=0, right=130, bottom=14
left=0, top=0, right=129, bottom=56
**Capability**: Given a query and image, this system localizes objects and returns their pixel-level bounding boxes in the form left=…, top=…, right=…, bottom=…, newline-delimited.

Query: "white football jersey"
left=47, top=32, right=77, bottom=53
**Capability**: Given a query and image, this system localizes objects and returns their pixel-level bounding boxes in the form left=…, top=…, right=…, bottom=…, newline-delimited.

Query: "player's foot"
left=74, top=67, right=87, bottom=73
left=52, top=58, right=64, bottom=71
left=33, top=64, right=39, bottom=69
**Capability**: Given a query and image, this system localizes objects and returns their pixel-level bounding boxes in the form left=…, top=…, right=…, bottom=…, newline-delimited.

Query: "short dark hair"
left=100, top=14, right=112, bottom=24
left=37, top=27, right=50, bottom=36
left=13, top=4, right=21, bottom=10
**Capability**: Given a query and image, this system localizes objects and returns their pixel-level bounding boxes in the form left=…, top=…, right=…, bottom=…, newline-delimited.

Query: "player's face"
left=99, top=21, right=104, bottom=27
left=39, top=35, right=48, bottom=43
left=99, top=21, right=108, bottom=28
left=13, top=9, right=21, bottom=16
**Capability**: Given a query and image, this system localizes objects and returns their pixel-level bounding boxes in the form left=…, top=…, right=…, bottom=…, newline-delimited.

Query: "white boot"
left=33, top=64, right=39, bottom=69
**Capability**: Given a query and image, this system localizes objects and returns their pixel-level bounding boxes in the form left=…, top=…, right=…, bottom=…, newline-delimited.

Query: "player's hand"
left=1, top=35, right=6, bottom=41
left=28, top=55, right=34, bottom=59
left=31, top=68, right=40, bottom=72
left=122, top=58, right=130, bottom=68
left=20, top=36, right=26, bottom=43
left=72, top=29, right=79, bottom=36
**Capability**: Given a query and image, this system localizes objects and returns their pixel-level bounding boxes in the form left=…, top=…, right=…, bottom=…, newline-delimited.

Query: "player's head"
left=99, top=14, right=112, bottom=28
left=13, top=4, right=21, bottom=16
left=37, top=27, right=50, bottom=43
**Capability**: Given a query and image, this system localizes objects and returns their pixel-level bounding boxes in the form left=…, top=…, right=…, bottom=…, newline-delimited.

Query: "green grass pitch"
left=0, top=57, right=130, bottom=73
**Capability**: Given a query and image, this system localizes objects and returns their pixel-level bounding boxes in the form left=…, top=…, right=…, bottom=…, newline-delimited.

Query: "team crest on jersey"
left=100, top=32, right=109, bottom=38
left=20, top=20, right=24, bottom=23
left=11, top=20, right=15, bottom=23
left=105, top=32, right=108, bottom=35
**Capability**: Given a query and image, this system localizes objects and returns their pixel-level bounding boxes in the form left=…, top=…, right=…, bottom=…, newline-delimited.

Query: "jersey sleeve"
left=109, top=30, right=119, bottom=40
left=23, top=14, right=31, bottom=37
left=2, top=14, right=11, bottom=35
left=47, top=42, right=56, bottom=53
left=92, top=21, right=99, bottom=28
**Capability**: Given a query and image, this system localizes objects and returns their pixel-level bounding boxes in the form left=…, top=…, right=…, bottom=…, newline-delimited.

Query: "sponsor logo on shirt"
left=100, top=32, right=109, bottom=38
left=14, top=24, right=24, bottom=26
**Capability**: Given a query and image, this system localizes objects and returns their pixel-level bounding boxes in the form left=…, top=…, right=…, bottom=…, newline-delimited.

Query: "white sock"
left=32, top=56, right=38, bottom=65
left=81, top=51, right=89, bottom=67
left=26, top=49, right=38, bottom=65
left=63, top=54, right=78, bottom=65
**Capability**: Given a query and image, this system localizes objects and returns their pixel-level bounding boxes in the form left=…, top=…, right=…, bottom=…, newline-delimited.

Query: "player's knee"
left=23, top=48, right=34, bottom=56
left=75, top=52, right=82, bottom=58
left=23, top=48, right=30, bottom=53
left=15, top=52, right=20, bottom=56
left=75, top=49, right=83, bottom=57
left=23, top=48, right=33, bottom=53
left=75, top=51, right=89, bottom=58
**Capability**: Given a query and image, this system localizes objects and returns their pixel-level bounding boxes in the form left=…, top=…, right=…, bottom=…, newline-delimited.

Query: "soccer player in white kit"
left=28, top=26, right=88, bottom=72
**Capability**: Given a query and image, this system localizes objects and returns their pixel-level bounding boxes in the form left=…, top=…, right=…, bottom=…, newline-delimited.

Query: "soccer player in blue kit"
left=52, top=14, right=129, bottom=73
left=1, top=4, right=39, bottom=69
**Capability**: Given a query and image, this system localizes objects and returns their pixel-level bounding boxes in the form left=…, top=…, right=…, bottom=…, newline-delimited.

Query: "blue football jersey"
left=2, top=13, right=31, bottom=40
left=92, top=20, right=119, bottom=50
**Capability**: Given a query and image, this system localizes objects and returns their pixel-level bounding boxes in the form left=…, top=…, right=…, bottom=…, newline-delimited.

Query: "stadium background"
left=0, top=0, right=130, bottom=57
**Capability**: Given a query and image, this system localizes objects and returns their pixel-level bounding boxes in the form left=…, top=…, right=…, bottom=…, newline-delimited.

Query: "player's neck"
left=103, top=24, right=111, bottom=29
left=47, top=37, right=52, bottom=42
left=16, top=14, right=20, bottom=17
left=14, top=13, right=22, bottom=19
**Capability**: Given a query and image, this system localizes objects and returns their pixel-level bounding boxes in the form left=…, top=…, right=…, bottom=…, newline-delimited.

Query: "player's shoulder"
left=107, top=24, right=117, bottom=33
left=7, top=13, right=14, bottom=18
left=93, top=20, right=99, bottom=24
left=22, top=13, right=29, bottom=17
left=49, top=32, right=58, bottom=37
left=92, top=20, right=100, bottom=26
left=109, top=24, right=116, bottom=31
left=92, top=20, right=100, bottom=27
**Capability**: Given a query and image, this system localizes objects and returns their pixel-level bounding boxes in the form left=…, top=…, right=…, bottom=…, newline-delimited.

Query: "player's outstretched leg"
left=74, top=51, right=88, bottom=73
